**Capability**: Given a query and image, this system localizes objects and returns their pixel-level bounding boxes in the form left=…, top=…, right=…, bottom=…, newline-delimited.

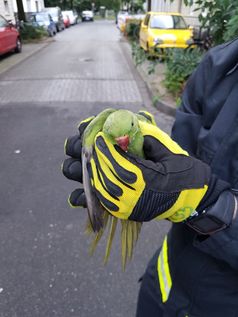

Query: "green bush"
left=20, top=23, right=48, bottom=41
left=223, top=10, right=238, bottom=42
left=163, top=48, right=203, bottom=98
left=125, top=19, right=141, bottom=41
left=131, top=41, right=147, bottom=66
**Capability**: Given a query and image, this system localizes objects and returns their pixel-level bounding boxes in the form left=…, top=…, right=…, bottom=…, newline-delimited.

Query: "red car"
left=0, top=15, right=21, bottom=55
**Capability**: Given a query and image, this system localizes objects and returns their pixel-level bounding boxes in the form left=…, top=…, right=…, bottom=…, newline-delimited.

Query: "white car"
left=81, top=10, right=94, bottom=22
left=62, top=10, right=78, bottom=25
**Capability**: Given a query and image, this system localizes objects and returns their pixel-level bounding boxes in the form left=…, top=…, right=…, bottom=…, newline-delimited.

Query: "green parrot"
left=102, top=109, right=144, bottom=157
left=82, top=108, right=151, bottom=269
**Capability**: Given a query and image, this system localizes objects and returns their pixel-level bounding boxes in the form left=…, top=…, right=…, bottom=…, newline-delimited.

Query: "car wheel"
left=15, top=37, right=22, bottom=53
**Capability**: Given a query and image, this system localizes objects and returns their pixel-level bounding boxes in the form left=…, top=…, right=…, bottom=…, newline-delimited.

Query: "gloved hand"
left=89, top=120, right=213, bottom=222
left=62, top=116, right=94, bottom=208
left=63, top=111, right=226, bottom=223
left=62, top=110, right=157, bottom=210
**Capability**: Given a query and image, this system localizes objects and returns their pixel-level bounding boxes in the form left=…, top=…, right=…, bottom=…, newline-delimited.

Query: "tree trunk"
left=147, top=0, right=151, bottom=11
left=178, top=0, right=182, bottom=12
left=16, top=0, right=26, bottom=22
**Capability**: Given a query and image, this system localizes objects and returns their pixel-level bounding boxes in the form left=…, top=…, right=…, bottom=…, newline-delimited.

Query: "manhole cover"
left=80, top=58, right=94, bottom=62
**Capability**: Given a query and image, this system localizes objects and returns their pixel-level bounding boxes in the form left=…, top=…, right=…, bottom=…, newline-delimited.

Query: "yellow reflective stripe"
left=157, top=236, right=172, bottom=303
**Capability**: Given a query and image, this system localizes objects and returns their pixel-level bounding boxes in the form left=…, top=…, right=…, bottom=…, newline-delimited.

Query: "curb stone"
left=155, top=99, right=176, bottom=117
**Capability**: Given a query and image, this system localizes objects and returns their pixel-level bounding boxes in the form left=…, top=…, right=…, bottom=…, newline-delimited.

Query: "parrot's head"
left=102, top=110, right=139, bottom=152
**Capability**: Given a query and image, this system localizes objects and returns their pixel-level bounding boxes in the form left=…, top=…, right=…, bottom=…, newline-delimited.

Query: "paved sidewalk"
left=0, top=38, right=53, bottom=76
left=0, top=34, right=176, bottom=117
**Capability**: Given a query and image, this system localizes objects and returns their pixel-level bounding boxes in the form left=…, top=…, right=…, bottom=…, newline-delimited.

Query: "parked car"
left=116, top=11, right=129, bottom=32
left=81, top=10, right=94, bottom=22
left=0, top=15, right=21, bottom=55
left=29, top=12, right=57, bottom=37
left=63, top=10, right=78, bottom=25
left=44, top=7, right=65, bottom=32
left=62, top=11, right=70, bottom=28
left=139, top=12, right=194, bottom=53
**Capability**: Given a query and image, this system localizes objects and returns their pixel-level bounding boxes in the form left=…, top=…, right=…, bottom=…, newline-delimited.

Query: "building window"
left=4, top=0, right=9, bottom=14
left=35, top=1, right=39, bottom=12
left=27, top=0, right=31, bottom=12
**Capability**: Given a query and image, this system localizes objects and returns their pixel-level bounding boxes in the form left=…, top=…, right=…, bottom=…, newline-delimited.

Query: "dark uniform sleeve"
left=194, top=210, right=238, bottom=270
left=171, top=38, right=238, bottom=270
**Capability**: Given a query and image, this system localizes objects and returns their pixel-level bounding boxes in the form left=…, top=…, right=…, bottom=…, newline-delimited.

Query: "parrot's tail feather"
left=85, top=218, right=94, bottom=235
left=104, top=215, right=118, bottom=265
left=88, top=210, right=110, bottom=255
left=127, top=221, right=134, bottom=260
left=121, top=219, right=128, bottom=271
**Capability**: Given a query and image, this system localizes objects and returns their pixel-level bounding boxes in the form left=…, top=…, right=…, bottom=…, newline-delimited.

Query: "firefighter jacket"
left=155, top=38, right=238, bottom=316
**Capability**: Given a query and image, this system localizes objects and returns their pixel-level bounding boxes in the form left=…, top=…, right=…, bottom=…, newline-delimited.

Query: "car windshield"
left=35, top=14, right=48, bottom=22
left=65, top=11, right=73, bottom=17
left=150, top=15, right=187, bottom=29
left=47, top=10, right=57, bottom=17
left=0, top=15, right=7, bottom=27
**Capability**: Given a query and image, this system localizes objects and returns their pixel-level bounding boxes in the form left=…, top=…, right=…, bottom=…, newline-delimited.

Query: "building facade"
left=149, top=0, right=200, bottom=26
left=0, top=0, right=15, bottom=20
left=0, top=0, right=45, bottom=21
left=12, top=0, right=45, bottom=15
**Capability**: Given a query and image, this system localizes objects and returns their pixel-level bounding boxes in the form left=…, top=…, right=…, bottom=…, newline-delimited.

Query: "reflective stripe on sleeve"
left=157, top=235, right=172, bottom=303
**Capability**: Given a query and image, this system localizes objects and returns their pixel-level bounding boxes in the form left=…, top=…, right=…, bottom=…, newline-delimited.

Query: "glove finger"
left=62, top=158, right=83, bottom=183
left=87, top=160, right=120, bottom=212
left=64, top=135, right=82, bottom=159
left=92, top=149, right=123, bottom=197
left=78, top=116, right=95, bottom=136
left=94, top=133, right=137, bottom=184
left=138, top=110, right=156, bottom=126
left=68, top=188, right=87, bottom=208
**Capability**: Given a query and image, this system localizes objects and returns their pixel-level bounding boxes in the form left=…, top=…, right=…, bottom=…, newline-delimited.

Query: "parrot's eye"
left=131, top=122, right=134, bottom=126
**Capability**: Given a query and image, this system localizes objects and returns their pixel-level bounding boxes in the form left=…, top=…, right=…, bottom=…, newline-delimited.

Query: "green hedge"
left=163, top=48, right=203, bottom=98
left=20, top=23, right=48, bottom=41
left=125, top=19, right=141, bottom=41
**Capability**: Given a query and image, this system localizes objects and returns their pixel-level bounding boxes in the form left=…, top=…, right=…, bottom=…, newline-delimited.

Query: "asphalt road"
left=0, top=21, right=174, bottom=317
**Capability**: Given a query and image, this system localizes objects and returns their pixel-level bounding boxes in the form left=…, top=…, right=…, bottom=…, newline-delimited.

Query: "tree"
left=175, top=0, right=238, bottom=45
left=16, top=0, right=26, bottom=22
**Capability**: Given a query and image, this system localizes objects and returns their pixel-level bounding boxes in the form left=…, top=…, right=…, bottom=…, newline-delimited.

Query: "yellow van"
left=139, top=12, right=194, bottom=52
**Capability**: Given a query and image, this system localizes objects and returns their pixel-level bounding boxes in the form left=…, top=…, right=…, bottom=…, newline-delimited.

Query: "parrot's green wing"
left=82, top=108, right=116, bottom=232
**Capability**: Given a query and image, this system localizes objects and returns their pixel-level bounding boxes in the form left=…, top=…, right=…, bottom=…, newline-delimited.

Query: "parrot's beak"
left=115, top=135, right=130, bottom=152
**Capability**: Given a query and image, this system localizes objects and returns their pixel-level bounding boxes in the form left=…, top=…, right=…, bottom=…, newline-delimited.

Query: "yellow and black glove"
left=89, top=120, right=212, bottom=222
left=62, top=111, right=155, bottom=209
left=63, top=111, right=229, bottom=223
